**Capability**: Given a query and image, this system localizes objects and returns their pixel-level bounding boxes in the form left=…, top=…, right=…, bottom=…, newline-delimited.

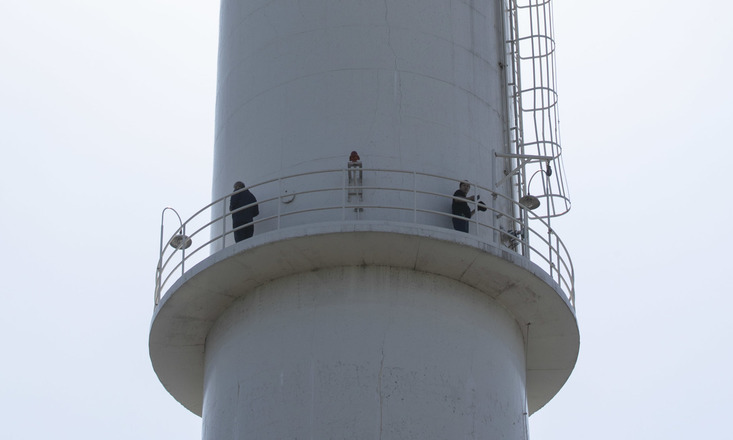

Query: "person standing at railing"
left=452, top=180, right=479, bottom=233
left=230, top=181, right=259, bottom=242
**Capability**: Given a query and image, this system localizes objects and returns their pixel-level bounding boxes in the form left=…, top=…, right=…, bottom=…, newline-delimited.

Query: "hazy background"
left=1, top=1, right=731, bottom=438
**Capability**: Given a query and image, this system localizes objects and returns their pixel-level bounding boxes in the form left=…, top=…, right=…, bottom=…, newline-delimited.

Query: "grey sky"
left=1, top=1, right=731, bottom=439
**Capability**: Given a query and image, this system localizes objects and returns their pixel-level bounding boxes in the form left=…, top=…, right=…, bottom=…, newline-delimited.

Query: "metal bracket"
left=494, top=152, right=554, bottom=187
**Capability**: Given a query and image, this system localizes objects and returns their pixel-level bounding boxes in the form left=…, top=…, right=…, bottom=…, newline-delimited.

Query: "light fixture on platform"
left=168, top=234, right=192, bottom=250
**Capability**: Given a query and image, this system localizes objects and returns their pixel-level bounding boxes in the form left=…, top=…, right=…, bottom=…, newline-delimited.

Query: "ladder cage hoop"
left=502, top=0, right=570, bottom=219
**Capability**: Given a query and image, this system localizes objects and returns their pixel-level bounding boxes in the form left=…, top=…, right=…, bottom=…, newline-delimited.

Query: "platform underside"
left=149, top=222, right=579, bottom=416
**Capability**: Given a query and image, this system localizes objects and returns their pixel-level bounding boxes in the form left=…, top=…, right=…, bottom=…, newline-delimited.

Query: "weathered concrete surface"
left=150, top=223, right=579, bottom=431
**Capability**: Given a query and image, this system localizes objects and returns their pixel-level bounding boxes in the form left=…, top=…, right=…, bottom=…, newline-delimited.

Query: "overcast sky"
left=1, top=1, right=732, bottom=439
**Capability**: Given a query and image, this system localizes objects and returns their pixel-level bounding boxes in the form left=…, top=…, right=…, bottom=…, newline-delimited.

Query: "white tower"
left=151, top=1, right=578, bottom=439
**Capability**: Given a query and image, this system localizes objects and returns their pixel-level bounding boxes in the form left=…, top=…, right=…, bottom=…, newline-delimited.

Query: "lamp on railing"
left=159, top=207, right=191, bottom=251
left=169, top=233, right=192, bottom=250
left=154, top=207, right=191, bottom=305
left=520, top=163, right=553, bottom=210
left=519, top=194, right=540, bottom=210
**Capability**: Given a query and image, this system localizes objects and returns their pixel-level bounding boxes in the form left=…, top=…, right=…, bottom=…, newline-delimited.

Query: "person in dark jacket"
left=230, top=181, right=259, bottom=242
left=452, top=180, right=478, bottom=233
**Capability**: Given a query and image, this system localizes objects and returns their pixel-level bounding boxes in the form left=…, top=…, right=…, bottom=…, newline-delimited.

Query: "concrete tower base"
left=202, top=266, right=527, bottom=439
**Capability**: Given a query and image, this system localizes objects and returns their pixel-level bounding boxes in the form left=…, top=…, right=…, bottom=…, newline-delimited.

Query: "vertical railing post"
left=155, top=211, right=165, bottom=305
left=570, top=264, right=576, bottom=307
left=277, top=177, right=282, bottom=230
left=413, top=171, right=417, bottom=224
left=520, top=210, right=528, bottom=257
left=552, top=233, right=562, bottom=284
left=342, top=168, right=347, bottom=221
left=491, top=192, right=498, bottom=244
left=180, top=224, right=186, bottom=276
left=547, top=227, right=554, bottom=279
left=222, top=198, right=227, bottom=248
left=473, top=197, right=479, bottom=235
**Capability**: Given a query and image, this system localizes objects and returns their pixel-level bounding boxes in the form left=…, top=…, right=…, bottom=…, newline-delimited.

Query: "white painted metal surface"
left=211, top=0, right=511, bottom=218
left=150, top=1, right=578, bottom=439
left=149, top=225, right=578, bottom=419
left=203, top=266, right=527, bottom=439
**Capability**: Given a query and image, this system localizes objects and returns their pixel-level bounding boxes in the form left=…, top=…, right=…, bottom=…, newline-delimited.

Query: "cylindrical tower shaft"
left=149, top=2, right=579, bottom=440
left=211, top=0, right=511, bottom=233
left=203, top=267, right=527, bottom=439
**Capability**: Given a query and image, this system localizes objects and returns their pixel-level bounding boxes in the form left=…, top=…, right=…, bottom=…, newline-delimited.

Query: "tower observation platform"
left=150, top=0, right=577, bottom=438
left=150, top=170, right=578, bottom=437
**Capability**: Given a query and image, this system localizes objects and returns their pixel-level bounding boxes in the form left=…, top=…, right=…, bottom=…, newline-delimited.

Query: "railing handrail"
left=154, top=168, right=574, bottom=308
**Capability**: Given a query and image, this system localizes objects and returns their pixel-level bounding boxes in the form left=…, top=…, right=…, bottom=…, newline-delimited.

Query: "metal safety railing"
left=154, top=168, right=575, bottom=305
left=154, top=168, right=574, bottom=309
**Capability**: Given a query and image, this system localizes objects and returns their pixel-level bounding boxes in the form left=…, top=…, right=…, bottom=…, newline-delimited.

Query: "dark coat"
left=230, top=189, right=259, bottom=225
left=452, top=189, right=472, bottom=219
